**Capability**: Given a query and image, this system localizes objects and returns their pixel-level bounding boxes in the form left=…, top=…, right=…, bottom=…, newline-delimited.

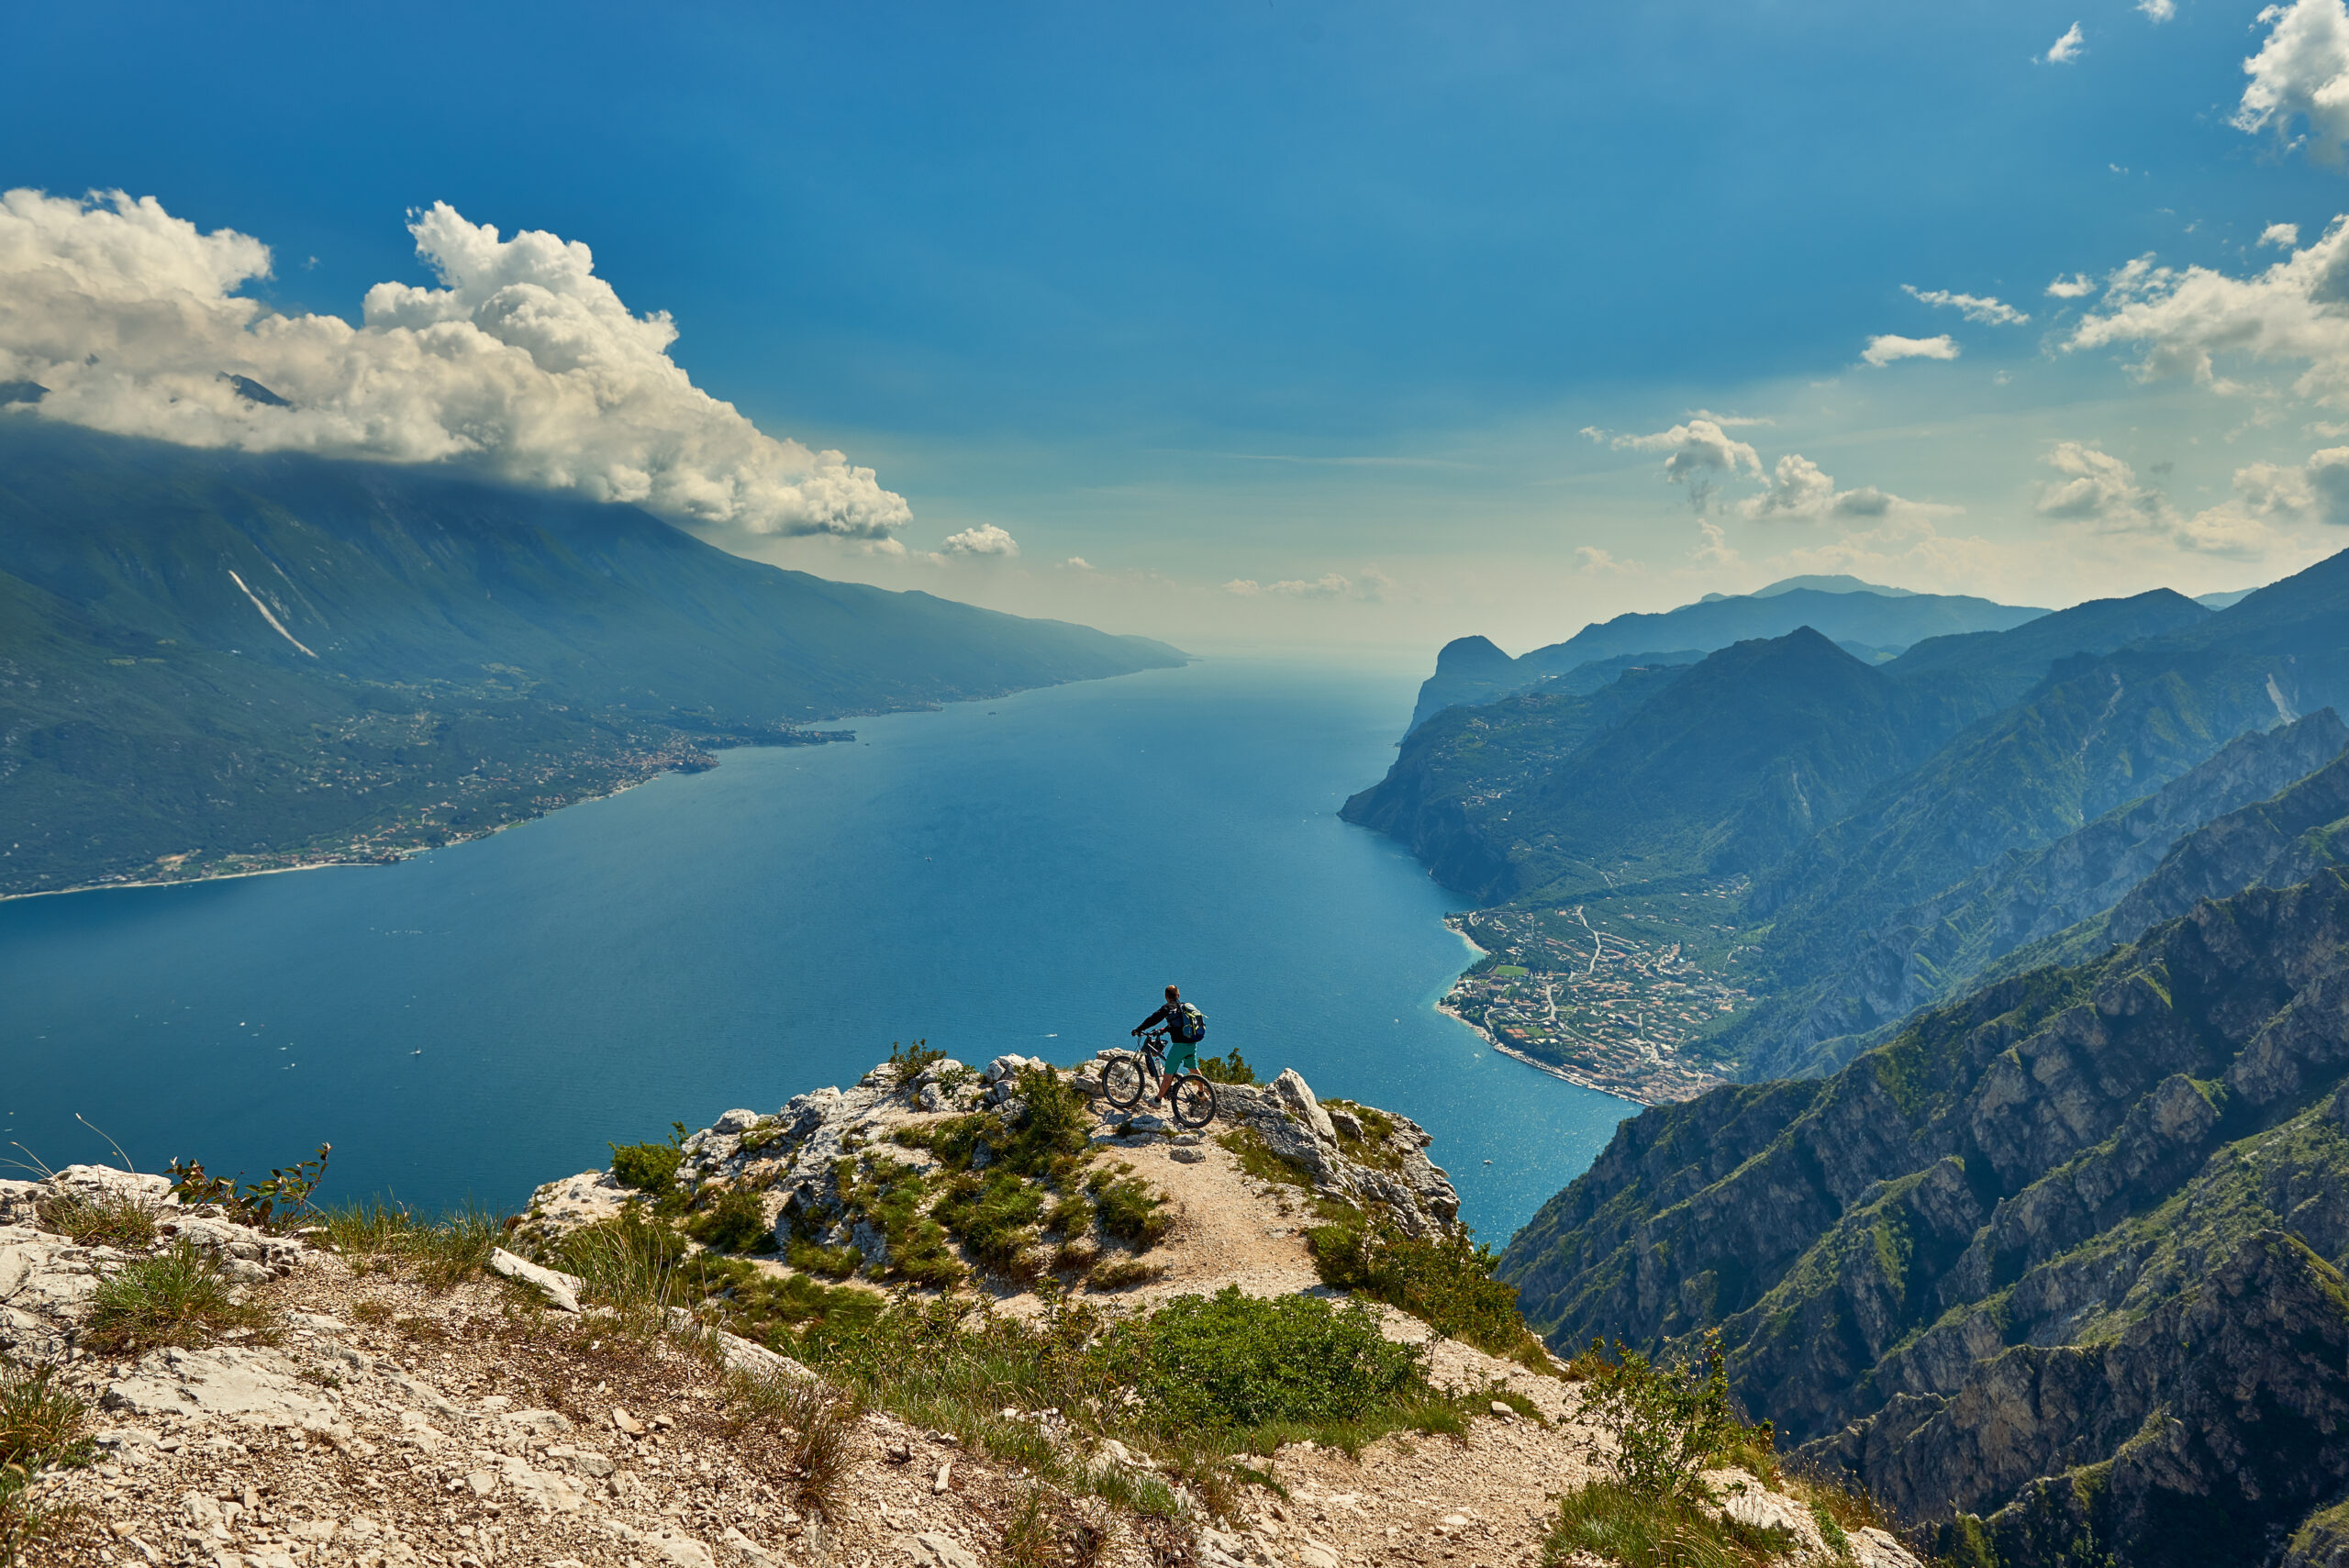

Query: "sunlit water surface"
left=1, top=658, right=1633, bottom=1242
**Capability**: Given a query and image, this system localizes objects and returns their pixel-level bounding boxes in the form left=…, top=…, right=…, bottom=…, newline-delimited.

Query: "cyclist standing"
left=1132, top=984, right=1205, bottom=1105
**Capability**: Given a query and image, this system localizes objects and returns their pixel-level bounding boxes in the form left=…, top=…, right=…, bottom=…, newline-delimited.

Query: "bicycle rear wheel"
left=1170, top=1073, right=1217, bottom=1129
left=1101, top=1053, right=1145, bottom=1109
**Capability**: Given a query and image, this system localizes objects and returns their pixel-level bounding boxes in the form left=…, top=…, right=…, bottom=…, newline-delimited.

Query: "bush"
left=1085, top=1257, right=1163, bottom=1292
left=83, top=1243, right=275, bottom=1354
left=1197, top=1050, right=1258, bottom=1086
left=1307, top=1214, right=1548, bottom=1368
left=687, top=1189, right=774, bottom=1254
left=166, top=1143, right=332, bottom=1231
left=609, top=1125, right=687, bottom=1193
left=1571, top=1332, right=1772, bottom=1504
left=886, top=1039, right=948, bottom=1086
left=787, top=1240, right=863, bottom=1279
left=1102, top=1286, right=1424, bottom=1431
left=997, top=1066, right=1092, bottom=1174
left=1090, top=1172, right=1173, bottom=1249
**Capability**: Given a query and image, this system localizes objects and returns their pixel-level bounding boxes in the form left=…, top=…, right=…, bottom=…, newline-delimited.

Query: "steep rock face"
left=2105, top=740, right=2349, bottom=944
left=1729, top=711, right=2349, bottom=1081
left=1406, top=635, right=1520, bottom=735
left=1498, top=869, right=2349, bottom=1567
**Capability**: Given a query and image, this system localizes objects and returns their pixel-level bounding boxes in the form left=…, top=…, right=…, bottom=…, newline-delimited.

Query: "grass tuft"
left=0, top=1362, right=92, bottom=1568
left=718, top=1368, right=858, bottom=1522
left=317, top=1201, right=496, bottom=1288
left=31, top=1191, right=158, bottom=1250
left=82, top=1243, right=276, bottom=1355
left=1543, top=1480, right=1793, bottom=1568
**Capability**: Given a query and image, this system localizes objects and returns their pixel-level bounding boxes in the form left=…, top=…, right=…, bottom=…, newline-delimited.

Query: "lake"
left=0, top=657, right=1634, bottom=1243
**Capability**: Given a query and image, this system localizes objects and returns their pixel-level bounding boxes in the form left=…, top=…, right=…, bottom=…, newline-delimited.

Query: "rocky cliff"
left=1499, top=867, right=2349, bottom=1567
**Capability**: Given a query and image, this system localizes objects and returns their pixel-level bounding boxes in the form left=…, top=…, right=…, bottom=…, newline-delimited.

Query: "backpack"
left=1170, top=1002, right=1207, bottom=1045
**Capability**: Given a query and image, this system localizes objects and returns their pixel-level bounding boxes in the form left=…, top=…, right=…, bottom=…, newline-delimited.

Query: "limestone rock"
left=488, top=1247, right=582, bottom=1312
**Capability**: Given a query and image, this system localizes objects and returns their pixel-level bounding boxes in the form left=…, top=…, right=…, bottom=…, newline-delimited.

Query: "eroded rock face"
left=1501, top=869, right=2349, bottom=1568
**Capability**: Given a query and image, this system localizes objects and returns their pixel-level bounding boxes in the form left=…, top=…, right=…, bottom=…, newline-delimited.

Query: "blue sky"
left=10, top=0, right=2349, bottom=651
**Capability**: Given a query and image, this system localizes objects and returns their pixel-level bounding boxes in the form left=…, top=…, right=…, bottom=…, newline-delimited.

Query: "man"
left=1132, top=984, right=1203, bottom=1104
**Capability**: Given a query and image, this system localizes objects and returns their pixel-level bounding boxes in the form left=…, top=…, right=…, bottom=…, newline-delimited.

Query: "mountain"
left=0, top=421, right=1183, bottom=895
left=1497, top=867, right=2349, bottom=1568
left=1722, top=710, right=2349, bottom=1080
left=1731, top=557, right=2349, bottom=1076
left=1403, top=582, right=2046, bottom=734
left=1347, top=591, right=2218, bottom=910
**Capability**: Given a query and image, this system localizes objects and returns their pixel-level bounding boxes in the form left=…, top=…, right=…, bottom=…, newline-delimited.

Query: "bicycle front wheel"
left=1170, top=1073, right=1217, bottom=1129
left=1101, top=1053, right=1145, bottom=1109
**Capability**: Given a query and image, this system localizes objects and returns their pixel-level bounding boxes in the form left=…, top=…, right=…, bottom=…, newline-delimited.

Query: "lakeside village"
left=1441, top=897, right=1750, bottom=1104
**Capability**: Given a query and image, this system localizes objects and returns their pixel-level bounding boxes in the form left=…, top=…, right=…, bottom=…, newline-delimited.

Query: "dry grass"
left=31, top=1190, right=159, bottom=1250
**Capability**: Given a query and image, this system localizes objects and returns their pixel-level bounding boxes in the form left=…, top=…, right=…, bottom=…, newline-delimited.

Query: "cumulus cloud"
left=0, top=189, right=909, bottom=541
left=1862, top=333, right=1961, bottom=367
left=2235, top=0, right=2349, bottom=162
left=2045, top=22, right=2087, bottom=63
left=2062, top=222, right=2349, bottom=402
left=2047, top=273, right=2099, bottom=298
left=2034, top=440, right=2313, bottom=556
left=1737, top=453, right=1947, bottom=526
left=938, top=523, right=1019, bottom=559
left=1573, top=545, right=1634, bottom=573
left=2264, top=221, right=2304, bottom=247
left=2140, top=0, right=2176, bottom=19
left=1586, top=418, right=1762, bottom=513
left=1903, top=286, right=2030, bottom=325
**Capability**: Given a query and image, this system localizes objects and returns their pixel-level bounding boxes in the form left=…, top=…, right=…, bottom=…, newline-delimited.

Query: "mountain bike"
left=1101, top=1029, right=1218, bottom=1129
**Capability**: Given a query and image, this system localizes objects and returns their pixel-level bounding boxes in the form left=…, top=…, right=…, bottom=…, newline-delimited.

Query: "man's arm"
left=1133, top=1003, right=1172, bottom=1035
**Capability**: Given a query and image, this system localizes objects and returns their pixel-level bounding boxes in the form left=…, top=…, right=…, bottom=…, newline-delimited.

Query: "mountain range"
left=0, top=420, right=1183, bottom=896
left=1404, top=576, right=2047, bottom=735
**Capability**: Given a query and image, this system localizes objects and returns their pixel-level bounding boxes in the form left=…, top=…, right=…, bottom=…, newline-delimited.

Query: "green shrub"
left=997, top=1066, right=1093, bottom=1174
left=687, top=1189, right=775, bottom=1254
left=166, top=1143, right=332, bottom=1231
left=1090, top=1172, right=1173, bottom=1249
left=708, top=1264, right=886, bottom=1354
left=609, top=1124, right=687, bottom=1193
left=1197, top=1049, right=1258, bottom=1086
left=1307, top=1213, right=1549, bottom=1368
left=1571, top=1332, right=1772, bottom=1504
left=1101, top=1286, right=1424, bottom=1431
left=1543, top=1480, right=1793, bottom=1568
left=887, top=1039, right=949, bottom=1086
left=933, top=1171, right=1046, bottom=1278
left=83, top=1243, right=276, bottom=1354
left=787, top=1240, right=864, bottom=1279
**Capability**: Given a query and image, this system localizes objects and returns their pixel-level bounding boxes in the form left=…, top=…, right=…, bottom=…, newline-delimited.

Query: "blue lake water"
left=0, top=658, right=1633, bottom=1243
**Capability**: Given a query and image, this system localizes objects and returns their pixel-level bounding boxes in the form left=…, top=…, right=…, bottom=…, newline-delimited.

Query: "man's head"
left=1165, top=984, right=1180, bottom=1001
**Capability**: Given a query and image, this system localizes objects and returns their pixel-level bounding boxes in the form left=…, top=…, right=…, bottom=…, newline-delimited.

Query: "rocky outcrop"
left=1499, top=867, right=2349, bottom=1567
left=524, top=1055, right=1462, bottom=1271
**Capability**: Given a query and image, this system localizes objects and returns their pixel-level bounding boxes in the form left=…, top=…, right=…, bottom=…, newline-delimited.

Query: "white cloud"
left=1589, top=418, right=1764, bottom=514
left=1903, top=285, right=2030, bottom=325
left=1737, top=453, right=1952, bottom=526
left=2236, top=0, right=2349, bottom=162
left=1692, top=520, right=1740, bottom=567
left=1684, top=408, right=1774, bottom=428
left=2063, top=221, right=2349, bottom=402
left=938, top=523, right=1019, bottom=558
left=2139, top=0, right=2176, bottom=20
left=1573, top=545, right=1635, bottom=574
left=2045, top=22, right=2087, bottom=63
left=0, top=189, right=909, bottom=542
left=1060, top=556, right=1095, bottom=571
left=2263, top=221, right=2304, bottom=247
left=1222, top=572, right=1386, bottom=602
left=1861, top=333, right=1961, bottom=367
left=2033, top=440, right=2313, bottom=557
left=2047, top=273, right=2099, bottom=298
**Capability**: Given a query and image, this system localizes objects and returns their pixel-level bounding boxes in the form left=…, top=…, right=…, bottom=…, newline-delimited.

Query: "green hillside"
left=0, top=422, right=1184, bottom=895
